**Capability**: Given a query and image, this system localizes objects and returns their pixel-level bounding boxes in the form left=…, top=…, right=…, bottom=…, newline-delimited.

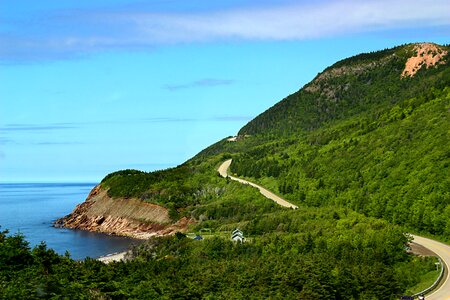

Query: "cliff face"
left=55, top=185, right=194, bottom=239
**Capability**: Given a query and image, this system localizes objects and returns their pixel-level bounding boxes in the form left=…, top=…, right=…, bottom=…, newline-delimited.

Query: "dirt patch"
left=408, top=242, right=437, bottom=257
left=401, top=43, right=448, bottom=78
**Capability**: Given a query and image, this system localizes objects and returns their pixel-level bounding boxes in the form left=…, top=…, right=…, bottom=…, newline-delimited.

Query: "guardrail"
left=412, top=257, right=445, bottom=298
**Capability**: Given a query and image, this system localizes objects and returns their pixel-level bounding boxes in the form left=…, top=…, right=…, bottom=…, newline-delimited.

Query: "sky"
left=1, top=0, right=449, bottom=182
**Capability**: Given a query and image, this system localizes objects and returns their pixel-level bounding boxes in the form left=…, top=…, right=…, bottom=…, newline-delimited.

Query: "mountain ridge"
left=59, top=42, right=449, bottom=240
left=238, top=42, right=449, bottom=136
left=4, top=42, right=449, bottom=299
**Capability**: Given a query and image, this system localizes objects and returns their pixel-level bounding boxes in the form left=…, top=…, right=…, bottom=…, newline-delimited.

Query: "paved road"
left=412, top=235, right=450, bottom=300
left=219, top=160, right=450, bottom=298
left=218, top=159, right=298, bottom=209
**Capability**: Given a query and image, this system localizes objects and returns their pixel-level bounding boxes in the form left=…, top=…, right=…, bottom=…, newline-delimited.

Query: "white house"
left=231, top=228, right=244, bottom=243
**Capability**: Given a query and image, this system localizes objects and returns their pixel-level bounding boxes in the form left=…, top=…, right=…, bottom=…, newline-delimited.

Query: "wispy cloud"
left=2, top=0, right=449, bottom=62
left=0, top=137, right=15, bottom=145
left=33, top=141, right=82, bottom=146
left=140, top=115, right=251, bottom=123
left=0, top=132, right=82, bottom=146
left=1, top=116, right=249, bottom=135
left=211, top=116, right=252, bottom=122
left=141, top=117, right=197, bottom=123
left=164, top=78, right=236, bottom=91
left=0, top=123, right=78, bottom=132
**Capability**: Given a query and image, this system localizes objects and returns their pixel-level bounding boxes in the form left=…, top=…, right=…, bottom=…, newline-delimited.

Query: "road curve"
left=412, top=235, right=450, bottom=300
left=219, top=160, right=450, bottom=298
left=218, top=159, right=298, bottom=209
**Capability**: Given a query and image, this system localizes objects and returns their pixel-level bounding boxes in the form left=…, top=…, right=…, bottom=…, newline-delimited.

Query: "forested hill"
left=96, top=42, right=449, bottom=241
left=191, top=42, right=450, bottom=239
left=239, top=42, right=449, bottom=135
left=2, top=43, right=449, bottom=299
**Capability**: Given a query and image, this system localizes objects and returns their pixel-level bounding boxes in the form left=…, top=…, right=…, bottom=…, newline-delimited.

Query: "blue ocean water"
left=0, top=183, right=139, bottom=260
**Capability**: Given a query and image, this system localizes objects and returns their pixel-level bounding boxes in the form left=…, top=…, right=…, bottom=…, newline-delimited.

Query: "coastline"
left=0, top=182, right=141, bottom=260
left=98, top=251, right=128, bottom=263
left=55, top=184, right=195, bottom=240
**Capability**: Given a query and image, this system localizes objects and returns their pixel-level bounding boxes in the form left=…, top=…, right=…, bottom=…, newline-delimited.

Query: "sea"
left=0, top=182, right=140, bottom=260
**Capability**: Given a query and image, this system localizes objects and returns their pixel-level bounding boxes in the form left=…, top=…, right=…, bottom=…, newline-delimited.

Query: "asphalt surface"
left=412, top=235, right=450, bottom=300
left=218, top=159, right=298, bottom=209
left=219, top=160, right=450, bottom=299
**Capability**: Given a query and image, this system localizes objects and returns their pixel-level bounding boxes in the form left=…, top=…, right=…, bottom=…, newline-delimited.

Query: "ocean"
left=0, top=182, right=139, bottom=260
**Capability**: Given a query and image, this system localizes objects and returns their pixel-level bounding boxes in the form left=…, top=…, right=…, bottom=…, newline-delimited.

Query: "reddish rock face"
left=55, top=185, right=194, bottom=239
left=401, top=43, right=448, bottom=78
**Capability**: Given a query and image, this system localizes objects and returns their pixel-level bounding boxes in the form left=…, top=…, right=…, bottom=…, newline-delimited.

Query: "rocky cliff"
left=55, top=185, right=194, bottom=239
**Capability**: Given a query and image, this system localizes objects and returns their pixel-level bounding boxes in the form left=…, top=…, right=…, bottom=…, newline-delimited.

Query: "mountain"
left=239, top=42, right=449, bottom=135
left=59, top=42, right=450, bottom=239
left=226, top=42, right=450, bottom=237
left=35, top=42, right=450, bottom=299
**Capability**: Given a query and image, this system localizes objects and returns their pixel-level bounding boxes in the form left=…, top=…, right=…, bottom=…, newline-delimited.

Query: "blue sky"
left=1, top=0, right=449, bottom=182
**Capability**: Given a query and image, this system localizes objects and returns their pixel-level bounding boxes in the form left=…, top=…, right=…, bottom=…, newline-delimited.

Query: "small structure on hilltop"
left=231, top=228, right=244, bottom=243
left=226, top=135, right=251, bottom=142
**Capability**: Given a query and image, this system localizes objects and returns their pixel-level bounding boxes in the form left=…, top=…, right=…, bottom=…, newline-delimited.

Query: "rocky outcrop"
left=304, top=54, right=396, bottom=100
left=55, top=185, right=194, bottom=239
left=401, top=43, right=448, bottom=78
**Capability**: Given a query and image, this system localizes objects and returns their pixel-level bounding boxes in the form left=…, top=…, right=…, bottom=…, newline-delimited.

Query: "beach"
left=98, top=251, right=128, bottom=263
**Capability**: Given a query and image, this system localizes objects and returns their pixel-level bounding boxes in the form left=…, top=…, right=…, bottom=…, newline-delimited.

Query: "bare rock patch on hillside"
left=401, top=43, right=447, bottom=78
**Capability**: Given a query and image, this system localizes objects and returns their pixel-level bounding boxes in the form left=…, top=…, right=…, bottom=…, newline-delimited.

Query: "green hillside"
left=193, top=43, right=450, bottom=238
left=230, top=85, right=450, bottom=236
left=239, top=43, right=450, bottom=135
left=1, top=43, right=449, bottom=298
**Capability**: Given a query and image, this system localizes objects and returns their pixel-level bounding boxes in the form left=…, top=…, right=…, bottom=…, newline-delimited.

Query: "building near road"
left=231, top=229, right=244, bottom=243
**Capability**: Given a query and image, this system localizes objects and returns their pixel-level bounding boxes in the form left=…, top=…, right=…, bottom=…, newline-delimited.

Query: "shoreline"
left=97, top=251, right=128, bottom=263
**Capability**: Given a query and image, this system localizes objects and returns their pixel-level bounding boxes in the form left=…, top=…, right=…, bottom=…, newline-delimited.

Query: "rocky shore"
left=55, top=185, right=194, bottom=239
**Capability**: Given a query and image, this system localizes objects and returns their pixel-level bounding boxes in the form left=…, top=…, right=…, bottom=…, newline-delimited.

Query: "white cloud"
left=1, top=0, right=449, bottom=62
left=115, top=0, right=450, bottom=42
left=164, top=78, right=236, bottom=91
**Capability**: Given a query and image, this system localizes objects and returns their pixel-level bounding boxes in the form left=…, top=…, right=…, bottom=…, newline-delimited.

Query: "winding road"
left=218, top=159, right=450, bottom=299
left=218, top=159, right=298, bottom=209
left=411, top=235, right=450, bottom=300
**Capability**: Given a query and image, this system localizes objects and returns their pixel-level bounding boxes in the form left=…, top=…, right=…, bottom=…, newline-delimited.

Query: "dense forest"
left=1, top=43, right=448, bottom=298
left=0, top=209, right=439, bottom=299
left=238, top=43, right=450, bottom=135
left=229, top=86, right=450, bottom=238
